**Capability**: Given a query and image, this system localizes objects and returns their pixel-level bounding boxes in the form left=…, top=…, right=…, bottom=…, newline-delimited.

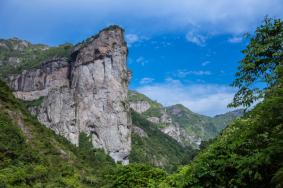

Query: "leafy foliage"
left=109, top=164, right=167, bottom=188
left=230, top=17, right=283, bottom=107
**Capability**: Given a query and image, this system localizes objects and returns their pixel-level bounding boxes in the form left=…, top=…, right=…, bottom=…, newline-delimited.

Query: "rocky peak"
left=5, top=25, right=131, bottom=164
left=167, top=104, right=193, bottom=116
left=0, top=37, right=31, bottom=51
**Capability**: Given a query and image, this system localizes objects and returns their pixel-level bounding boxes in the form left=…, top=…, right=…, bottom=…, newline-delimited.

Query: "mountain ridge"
left=129, top=90, right=243, bottom=148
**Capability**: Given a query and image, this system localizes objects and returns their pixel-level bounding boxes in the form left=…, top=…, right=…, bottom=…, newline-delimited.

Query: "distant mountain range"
left=129, top=90, right=243, bottom=149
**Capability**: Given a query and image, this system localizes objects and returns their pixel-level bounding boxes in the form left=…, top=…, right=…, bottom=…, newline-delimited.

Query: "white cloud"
left=201, top=61, right=211, bottom=66
left=139, top=77, right=154, bottom=85
left=175, top=69, right=211, bottom=78
left=136, top=79, right=236, bottom=116
left=2, top=0, right=283, bottom=43
left=186, top=32, right=206, bottom=46
left=135, top=56, right=149, bottom=66
left=228, top=36, right=243, bottom=43
left=125, top=34, right=139, bottom=46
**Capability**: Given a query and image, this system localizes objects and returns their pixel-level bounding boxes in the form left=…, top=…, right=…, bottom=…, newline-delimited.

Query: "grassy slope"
left=0, top=79, right=118, bottom=187
left=130, top=111, right=196, bottom=172
left=161, top=80, right=283, bottom=187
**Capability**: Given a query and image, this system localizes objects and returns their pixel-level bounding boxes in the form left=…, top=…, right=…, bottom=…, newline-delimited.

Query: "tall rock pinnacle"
left=6, top=26, right=132, bottom=164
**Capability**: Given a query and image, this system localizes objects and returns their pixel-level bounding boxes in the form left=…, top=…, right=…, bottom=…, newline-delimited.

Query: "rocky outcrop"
left=161, top=123, right=201, bottom=148
left=6, top=26, right=131, bottom=164
left=132, top=125, right=148, bottom=138
left=129, top=101, right=150, bottom=113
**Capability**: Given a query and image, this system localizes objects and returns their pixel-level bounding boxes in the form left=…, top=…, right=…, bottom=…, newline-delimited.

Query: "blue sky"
left=1, top=0, right=283, bottom=116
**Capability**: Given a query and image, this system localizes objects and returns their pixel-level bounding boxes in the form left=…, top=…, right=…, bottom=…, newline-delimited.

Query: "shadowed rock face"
left=6, top=26, right=132, bottom=164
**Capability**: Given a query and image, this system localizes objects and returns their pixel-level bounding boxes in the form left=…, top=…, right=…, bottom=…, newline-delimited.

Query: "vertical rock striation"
left=6, top=26, right=131, bottom=164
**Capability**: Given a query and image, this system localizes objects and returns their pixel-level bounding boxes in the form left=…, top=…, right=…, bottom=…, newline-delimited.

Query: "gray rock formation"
left=161, top=122, right=201, bottom=148
left=6, top=26, right=132, bottom=164
left=132, top=125, right=148, bottom=138
left=129, top=101, right=150, bottom=113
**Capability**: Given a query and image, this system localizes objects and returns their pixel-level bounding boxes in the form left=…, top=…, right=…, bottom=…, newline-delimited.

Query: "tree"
left=229, top=17, right=283, bottom=108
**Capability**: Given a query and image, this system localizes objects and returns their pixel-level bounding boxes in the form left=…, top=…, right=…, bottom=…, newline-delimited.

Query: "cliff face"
left=6, top=26, right=131, bottom=164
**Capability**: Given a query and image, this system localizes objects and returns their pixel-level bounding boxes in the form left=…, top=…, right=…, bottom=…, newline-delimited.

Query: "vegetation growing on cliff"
left=0, top=39, right=72, bottom=78
left=130, top=111, right=196, bottom=172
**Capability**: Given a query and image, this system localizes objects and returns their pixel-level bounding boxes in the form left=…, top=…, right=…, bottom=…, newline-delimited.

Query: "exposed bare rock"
left=162, top=123, right=201, bottom=148
left=7, top=58, right=70, bottom=100
left=132, top=125, right=148, bottom=138
left=147, top=117, right=160, bottom=124
left=129, top=101, right=150, bottom=113
left=6, top=26, right=131, bottom=164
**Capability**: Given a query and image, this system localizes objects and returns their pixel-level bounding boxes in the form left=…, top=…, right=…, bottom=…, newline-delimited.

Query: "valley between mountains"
left=0, top=20, right=282, bottom=187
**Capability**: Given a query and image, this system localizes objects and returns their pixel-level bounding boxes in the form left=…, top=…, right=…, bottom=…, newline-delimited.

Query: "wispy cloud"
left=139, top=77, right=154, bottom=84
left=125, top=34, right=139, bottom=46
left=228, top=36, right=243, bottom=43
left=136, top=79, right=237, bottom=116
left=2, top=0, right=282, bottom=44
left=175, top=69, right=211, bottom=78
left=201, top=61, right=211, bottom=66
left=186, top=32, right=206, bottom=46
left=135, top=56, right=149, bottom=66
left=125, top=33, right=148, bottom=47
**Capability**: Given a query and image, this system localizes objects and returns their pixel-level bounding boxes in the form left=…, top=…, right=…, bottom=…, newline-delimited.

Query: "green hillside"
left=166, top=104, right=218, bottom=140
left=130, top=111, right=196, bottom=172
left=129, top=90, right=243, bottom=146
left=0, top=79, right=121, bottom=187
left=162, top=77, right=283, bottom=187
left=166, top=104, right=244, bottom=140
